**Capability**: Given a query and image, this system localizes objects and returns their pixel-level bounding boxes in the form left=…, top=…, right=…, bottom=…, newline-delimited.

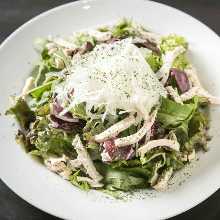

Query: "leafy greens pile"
left=7, top=19, right=212, bottom=195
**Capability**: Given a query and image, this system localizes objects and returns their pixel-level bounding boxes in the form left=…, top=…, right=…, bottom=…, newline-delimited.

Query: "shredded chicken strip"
left=88, top=30, right=112, bottom=42
left=144, top=132, right=151, bottom=144
left=69, top=159, right=82, bottom=169
left=166, top=86, right=183, bottom=104
left=44, top=155, right=72, bottom=180
left=153, top=167, right=173, bottom=191
left=59, top=169, right=72, bottom=180
left=94, top=115, right=136, bottom=143
left=72, top=135, right=103, bottom=182
left=138, top=139, right=180, bottom=158
left=180, top=86, right=220, bottom=104
left=182, top=64, right=220, bottom=104
left=46, top=42, right=56, bottom=50
left=132, top=37, right=146, bottom=44
left=44, top=155, right=67, bottom=172
left=114, top=110, right=157, bottom=147
left=185, top=65, right=202, bottom=87
left=52, top=37, right=77, bottom=49
left=138, top=29, right=161, bottom=44
left=157, top=46, right=185, bottom=85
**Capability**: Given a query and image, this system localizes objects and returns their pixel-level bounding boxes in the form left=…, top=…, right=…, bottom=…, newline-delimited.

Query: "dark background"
left=0, top=0, right=220, bottom=219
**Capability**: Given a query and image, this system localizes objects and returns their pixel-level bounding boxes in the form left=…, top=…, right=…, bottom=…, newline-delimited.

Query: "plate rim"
left=0, top=0, right=220, bottom=219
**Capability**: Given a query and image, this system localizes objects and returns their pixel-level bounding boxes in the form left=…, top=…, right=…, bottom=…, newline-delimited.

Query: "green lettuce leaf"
left=74, top=33, right=96, bottom=47
left=160, top=34, right=188, bottom=53
left=140, top=149, right=166, bottom=166
left=100, top=189, right=123, bottom=199
left=32, top=49, right=60, bottom=87
left=172, top=53, right=189, bottom=70
left=28, top=81, right=53, bottom=99
left=96, top=162, right=149, bottom=191
left=174, top=121, right=189, bottom=146
left=165, top=152, right=184, bottom=170
left=97, top=26, right=110, bottom=32
left=29, top=90, right=52, bottom=110
left=157, top=97, right=197, bottom=128
left=157, top=97, right=200, bottom=150
left=188, top=110, right=208, bottom=137
left=35, top=131, right=74, bottom=156
left=112, top=19, right=135, bottom=38
left=6, top=97, right=35, bottom=130
left=146, top=53, right=162, bottom=72
left=83, top=119, right=107, bottom=141
left=83, top=111, right=118, bottom=141
left=104, top=168, right=147, bottom=191
left=15, top=130, right=35, bottom=152
left=118, top=124, right=137, bottom=138
left=28, top=117, right=76, bottom=157
left=185, top=109, right=210, bottom=151
left=35, top=103, right=50, bottom=116
left=185, top=131, right=208, bottom=151
left=110, top=159, right=141, bottom=169
left=31, top=64, right=54, bottom=87
left=34, top=38, right=48, bottom=53
left=70, top=103, right=87, bottom=120
left=69, top=170, right=90, bottom=191
left=52, top=49, right=71, bottom=70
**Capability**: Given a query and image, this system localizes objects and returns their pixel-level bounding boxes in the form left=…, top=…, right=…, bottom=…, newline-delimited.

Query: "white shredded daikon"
left=55, top=39, right=166, bottom=118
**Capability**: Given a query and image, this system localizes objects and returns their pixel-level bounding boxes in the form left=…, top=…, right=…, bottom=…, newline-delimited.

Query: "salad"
left=7, top=19, right=220, bottom=195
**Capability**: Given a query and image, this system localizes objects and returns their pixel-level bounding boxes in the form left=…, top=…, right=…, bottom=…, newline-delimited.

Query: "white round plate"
left=0, top=0, right=220, bottom=219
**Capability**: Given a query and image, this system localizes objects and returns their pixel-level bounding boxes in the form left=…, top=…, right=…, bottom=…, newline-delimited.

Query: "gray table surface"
left=0, top=0, right=220, bottom=219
